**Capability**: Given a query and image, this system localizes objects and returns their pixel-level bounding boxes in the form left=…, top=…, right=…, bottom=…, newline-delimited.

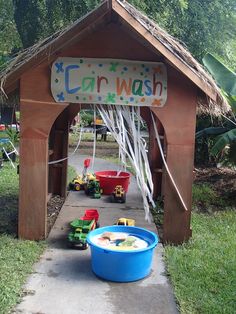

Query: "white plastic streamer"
left=97, top=104, right=156, bottom=222
left=151, top=112, right=188, bottom=211
left=91, top=104, right=97, bottom=171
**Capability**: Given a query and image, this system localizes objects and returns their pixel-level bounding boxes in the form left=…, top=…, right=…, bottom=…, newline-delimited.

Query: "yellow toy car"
left=69, top=173, right=95, bottom=191
left=115, top=218, right=135, bottom=226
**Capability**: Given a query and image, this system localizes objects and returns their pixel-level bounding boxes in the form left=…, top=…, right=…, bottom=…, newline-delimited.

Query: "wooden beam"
left=112, top=1, right=217, bottom=101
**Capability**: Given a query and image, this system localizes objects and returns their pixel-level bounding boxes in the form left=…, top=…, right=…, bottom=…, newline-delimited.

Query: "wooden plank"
left=112, top=1, right=217, bottom=101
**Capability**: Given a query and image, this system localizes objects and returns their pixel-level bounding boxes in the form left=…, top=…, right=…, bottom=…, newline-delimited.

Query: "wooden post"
left=19, top=135, right=48, bottom=240
left=162, top=144, right=194, bottom=244
left=151, top=68, right=197, bottom=244
left=18, top=100, right=68, bottom=240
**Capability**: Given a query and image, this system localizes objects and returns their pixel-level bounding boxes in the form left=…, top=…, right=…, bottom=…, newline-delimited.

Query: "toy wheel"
left=75, top=183, right=81, bottom=191
left=68, top=182, right=75, bottom=190
left=68, top=241, right=75, bottom=248
left=111, top=194, right=115, bottom=203
left=121, top=194, right=126, bottom=203
left=78, top=243, right=88, bottom=250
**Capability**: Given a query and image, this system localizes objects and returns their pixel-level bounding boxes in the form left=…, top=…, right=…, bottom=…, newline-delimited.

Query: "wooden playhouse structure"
left=0, top=0, right=226, bottom=244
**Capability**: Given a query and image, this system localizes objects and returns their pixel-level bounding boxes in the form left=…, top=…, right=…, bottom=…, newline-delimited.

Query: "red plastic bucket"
left=95, top=171, right=131, bottom=195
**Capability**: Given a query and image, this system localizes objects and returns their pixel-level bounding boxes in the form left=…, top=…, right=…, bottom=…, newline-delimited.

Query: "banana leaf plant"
left=196, top=53, right=236, bottom=165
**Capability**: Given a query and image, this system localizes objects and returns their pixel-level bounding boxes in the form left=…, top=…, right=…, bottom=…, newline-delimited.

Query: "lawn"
left=165, top=200, right=236, bottom=313
left=0, top=161, right=76, bottom=314
left=0, top=162, right=45, bottom=313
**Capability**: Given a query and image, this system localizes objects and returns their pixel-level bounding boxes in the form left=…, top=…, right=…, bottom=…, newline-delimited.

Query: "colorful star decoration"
left=105, top=93, right=116, bottom=103
left=55, top=62, right=64, bottom=73
left=153, top=66, right=162, bottom=74
left=57, top=92, right=65, bottom=102
left=152, top=99, right=162, bottom=106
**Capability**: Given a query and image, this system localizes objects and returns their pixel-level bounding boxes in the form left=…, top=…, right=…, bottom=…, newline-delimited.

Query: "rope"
left=48, top=126, right=83, bottom=165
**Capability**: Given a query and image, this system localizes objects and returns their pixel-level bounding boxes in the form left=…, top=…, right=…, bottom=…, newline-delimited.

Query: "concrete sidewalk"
left=15, top=155, right=178, bottom=314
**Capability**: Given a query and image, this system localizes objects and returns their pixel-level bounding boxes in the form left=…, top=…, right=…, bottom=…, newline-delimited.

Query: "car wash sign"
left=51, top=57, right=167, bottom=107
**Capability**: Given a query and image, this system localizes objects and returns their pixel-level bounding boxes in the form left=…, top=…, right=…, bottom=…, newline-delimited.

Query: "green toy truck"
left=68, top=218, right=96, bottom=249
left=85, top=179, right=102, bottom=199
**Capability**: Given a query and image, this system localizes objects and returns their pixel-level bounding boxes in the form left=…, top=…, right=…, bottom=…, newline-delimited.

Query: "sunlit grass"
left=165, top=211, right=236, bottom=314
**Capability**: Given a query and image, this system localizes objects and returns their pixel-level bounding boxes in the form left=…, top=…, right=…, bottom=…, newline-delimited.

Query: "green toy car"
left=85, top=179, right=102, bottom=199
left=68, top=218, right=96, bottom=249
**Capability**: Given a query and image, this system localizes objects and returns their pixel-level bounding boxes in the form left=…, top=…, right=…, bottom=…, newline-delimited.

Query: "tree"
left=196, top=53, right=236, bottom=166
left=0, top=0, right=21, bottom=66
left=8, top=0, right=236, bottom=69
left=13, top=0, right=46, bottom=48
left=131, top=0, right=236, bottom=68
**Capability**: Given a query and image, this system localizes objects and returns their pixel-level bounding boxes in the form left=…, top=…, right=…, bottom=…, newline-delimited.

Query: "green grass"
left=192, top=183, right=231, bottom=211
left=0, top=236, right=45, bottom=314
left=0, top=161, right=75, bottom=313
left=0, top=162, right=46, bottom=313
left=0, top=162, right=19, bottom=235
left=165, top=211, right=236, bottom=314
left=192, top=183, right=217, bottom=207
left=69, top=131, right=117, bottom=147
left=67, top=165, right=77, bottom=184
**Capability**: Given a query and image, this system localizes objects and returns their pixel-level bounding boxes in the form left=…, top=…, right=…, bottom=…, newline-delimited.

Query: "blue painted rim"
left=87, top=225, right=158, bottom=254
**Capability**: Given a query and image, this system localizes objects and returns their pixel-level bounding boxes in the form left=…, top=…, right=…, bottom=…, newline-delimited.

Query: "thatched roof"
left=0, top=0, right=229, bottom=115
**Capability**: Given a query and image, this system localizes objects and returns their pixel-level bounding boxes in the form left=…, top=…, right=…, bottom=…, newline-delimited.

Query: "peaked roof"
left=0, top=0, right=228, bottom=115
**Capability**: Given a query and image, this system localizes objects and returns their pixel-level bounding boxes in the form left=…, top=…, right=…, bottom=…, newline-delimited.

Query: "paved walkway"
left=15, top=155, right=178, bottom=314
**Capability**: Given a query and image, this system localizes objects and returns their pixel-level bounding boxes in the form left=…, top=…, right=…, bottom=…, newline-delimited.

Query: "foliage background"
left=0, top=0, right=235, bottom=70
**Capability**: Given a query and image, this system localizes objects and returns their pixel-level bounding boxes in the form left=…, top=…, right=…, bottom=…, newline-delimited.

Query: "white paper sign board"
left=51, top=57, right=167, bottom=107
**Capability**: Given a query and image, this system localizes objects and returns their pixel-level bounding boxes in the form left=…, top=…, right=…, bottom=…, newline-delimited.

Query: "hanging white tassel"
left=98, top=104, right=155, bottom=222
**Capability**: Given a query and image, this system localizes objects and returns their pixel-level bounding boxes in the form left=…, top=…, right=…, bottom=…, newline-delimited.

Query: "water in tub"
left=91, top=232, right=148, bottom=250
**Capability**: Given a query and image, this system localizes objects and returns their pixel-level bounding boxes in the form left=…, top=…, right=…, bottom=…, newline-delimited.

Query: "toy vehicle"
left=69, top=173, right=95, bottom=191
left=111, top=185, right=126, bottom=203
left=85, top=179, right=102, bottom=199
left=115, top=218, right=135, bottom=226
left=82, top=209, right=100, bottom=228
left=68, top=218, right=96, bottom=249
left=69, top=158, right=95, bottom=191
left=69, top=174, right=85, bottom=191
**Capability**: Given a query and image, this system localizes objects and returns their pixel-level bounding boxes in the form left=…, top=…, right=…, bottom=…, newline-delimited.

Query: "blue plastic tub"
left=87, top=226, right=158, bottom=282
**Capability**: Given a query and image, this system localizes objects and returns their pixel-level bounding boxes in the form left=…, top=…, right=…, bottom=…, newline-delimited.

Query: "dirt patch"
left=70, top=139, right=119, bottom=159
left=194, top=167, right=236, bottom=205
left=47, top=195, right=65, bottom=235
